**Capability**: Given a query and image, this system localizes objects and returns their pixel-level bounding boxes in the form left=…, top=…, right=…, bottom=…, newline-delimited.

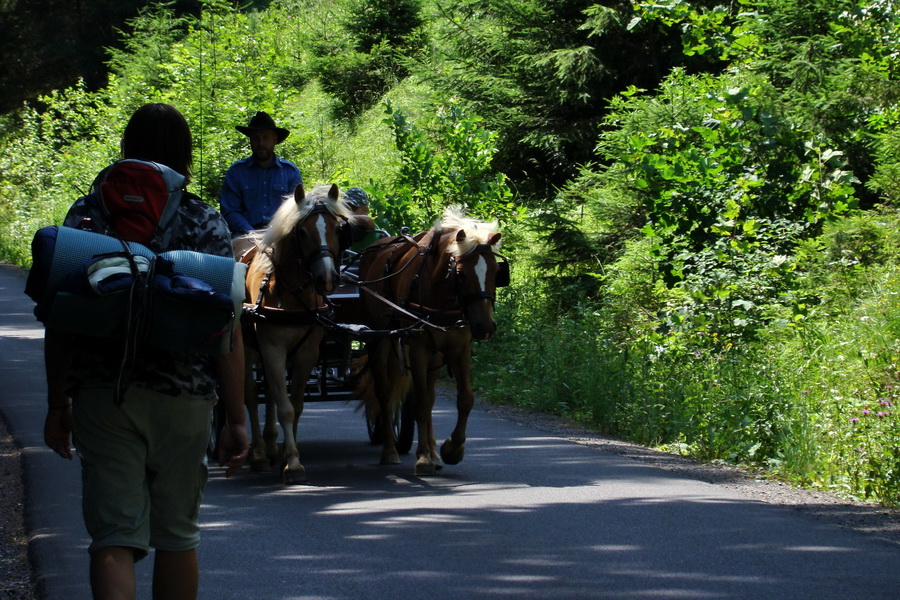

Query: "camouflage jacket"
left=63, top=189, right=233, bottom=398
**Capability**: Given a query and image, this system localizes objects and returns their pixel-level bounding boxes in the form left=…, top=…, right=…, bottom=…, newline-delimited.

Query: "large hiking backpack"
left=95, top=159, right=185, bottom=250
left=26, top=161, right=246, bottom=356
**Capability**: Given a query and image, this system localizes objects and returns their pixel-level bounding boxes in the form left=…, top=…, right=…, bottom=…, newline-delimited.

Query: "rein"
left=350, top=231, right=424, bottom=286
left=357, top=284, right=464, bottom=332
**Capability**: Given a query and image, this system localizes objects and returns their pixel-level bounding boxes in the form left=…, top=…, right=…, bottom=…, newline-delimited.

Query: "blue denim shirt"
left=219, top=156, right=302, bottom=235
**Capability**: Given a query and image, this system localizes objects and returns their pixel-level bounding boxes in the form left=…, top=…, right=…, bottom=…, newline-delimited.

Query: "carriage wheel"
left=366, top=408, right=398, bottom=445
left=366, top=391, right=413, bottom=454
left=394, top=391, right=415, bottom=455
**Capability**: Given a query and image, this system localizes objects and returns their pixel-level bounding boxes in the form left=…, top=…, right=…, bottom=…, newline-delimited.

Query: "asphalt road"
left=2, top=263, right=900, bottom=600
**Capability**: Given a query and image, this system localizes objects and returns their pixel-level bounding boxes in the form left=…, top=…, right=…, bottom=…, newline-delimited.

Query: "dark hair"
left=120, top=103, right=193, bottom=184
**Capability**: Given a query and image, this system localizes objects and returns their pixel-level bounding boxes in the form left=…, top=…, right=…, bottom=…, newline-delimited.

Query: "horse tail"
left=359, top=337, right=410, bottom=423
left=352, top=353, right=375, bottom=414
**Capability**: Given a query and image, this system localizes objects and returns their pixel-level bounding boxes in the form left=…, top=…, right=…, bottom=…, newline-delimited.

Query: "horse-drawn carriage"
left=214, top=183, right=507, bottom=484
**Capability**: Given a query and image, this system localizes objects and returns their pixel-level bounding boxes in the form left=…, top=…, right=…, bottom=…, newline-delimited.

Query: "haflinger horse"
left=358, top=205, right=506, bottom=476
left=237, top=183, right=361, bottom=484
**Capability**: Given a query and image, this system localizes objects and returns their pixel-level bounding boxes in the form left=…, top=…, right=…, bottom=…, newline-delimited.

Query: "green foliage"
left=633, top=0, right=900, bottom=205
left=378, top=99, right=516, bottom=231
left=423, top=0, right=720, bottom=197
left=0, top=0, right=409, bottom=263
left=344, top=0, right=424, bottom=52
left=555, top=67, right=859, bottom=348
left=0, top=81, right=119, bottom=265
left=309, top=0, right=424, bottom=118
left=314, top=44, right=404, bottom=119
left=475, top=0, right=900, bottom=505
left=5, top=0, right=900, bottom=507
left=869, top=121, right=900, bottom=204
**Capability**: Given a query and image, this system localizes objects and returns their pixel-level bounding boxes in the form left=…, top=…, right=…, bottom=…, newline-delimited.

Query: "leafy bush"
left=377, top=99, right=516, bottom=231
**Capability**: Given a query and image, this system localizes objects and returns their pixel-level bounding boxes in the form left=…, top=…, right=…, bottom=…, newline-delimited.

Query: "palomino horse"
left=238, top=184, right=354, bottom=484
left=358, top=205, right=506, bottom=476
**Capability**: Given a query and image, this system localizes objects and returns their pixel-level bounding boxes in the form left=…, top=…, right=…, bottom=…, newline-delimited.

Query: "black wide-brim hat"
left=236, top=111, right=290, bottom=144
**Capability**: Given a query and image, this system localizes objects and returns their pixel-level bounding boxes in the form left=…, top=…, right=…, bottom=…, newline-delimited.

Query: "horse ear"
left=294, top=184, right=306, bottom=205
left=329, top=184, right=340, bottom=201
left=456, top=229, right=467, bottom=242
left=488, top=232, right=502, bottom=246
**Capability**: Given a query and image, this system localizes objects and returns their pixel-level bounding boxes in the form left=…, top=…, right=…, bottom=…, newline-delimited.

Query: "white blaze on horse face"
left=314, top=212, right=328, bottom=247
left=474, top=254, right=489, bottom=292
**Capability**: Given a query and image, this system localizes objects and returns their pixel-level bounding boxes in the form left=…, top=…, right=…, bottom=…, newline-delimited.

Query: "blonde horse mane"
left=251, top=184, right=351, bottom=273
left=439, top=204, right=501, bottom=256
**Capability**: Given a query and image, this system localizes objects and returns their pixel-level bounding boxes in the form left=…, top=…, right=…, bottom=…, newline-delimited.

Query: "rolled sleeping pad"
left=29, top=225, right=247, bottom=354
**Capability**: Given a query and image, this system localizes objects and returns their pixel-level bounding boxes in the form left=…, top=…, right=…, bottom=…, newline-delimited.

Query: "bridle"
left=402, top=229, right=507, bottom=328
left=244, top=200, right=345, bottom=324
left=448, top=244, right=509, bottom=308
left=293, top=201, right=349, bottom=273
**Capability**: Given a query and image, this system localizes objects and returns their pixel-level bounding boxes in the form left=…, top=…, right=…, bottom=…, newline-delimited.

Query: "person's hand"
left=44, top=405, right=74, bottom=460
left=218, top=421, right=249, bottom=477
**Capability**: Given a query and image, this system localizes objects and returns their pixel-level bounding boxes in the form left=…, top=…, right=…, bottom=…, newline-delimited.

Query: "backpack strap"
left=111, top=237, right=153, bottom=405
left=152, top=164, right=186, bottom=251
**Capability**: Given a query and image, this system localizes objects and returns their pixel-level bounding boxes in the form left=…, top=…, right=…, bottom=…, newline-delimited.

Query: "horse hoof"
left=440, top=440, right=464, bottom=465
left=380, top=451, right=401, bottom=465
left=430, top=452, right=444, bottom=470
left=249, top=447, right=271, bottom=472
left=282, top=466, right=308, bottom=485
left=414, top=458, right=437, bottom=477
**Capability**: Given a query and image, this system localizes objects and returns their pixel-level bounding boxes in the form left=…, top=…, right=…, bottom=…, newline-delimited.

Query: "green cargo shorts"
left=73, top=385, right=213, bottom=558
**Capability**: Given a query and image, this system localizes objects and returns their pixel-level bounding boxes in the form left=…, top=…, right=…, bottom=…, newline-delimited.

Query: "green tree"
left=633, top=0, right=900, bottom=206
left=422, top=0, right=724, bottom=198
left=310, top=0, right=425, bottom=118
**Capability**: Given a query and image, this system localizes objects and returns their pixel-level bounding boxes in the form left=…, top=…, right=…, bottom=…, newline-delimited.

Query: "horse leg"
left=262, top=394, right=279, bottom=466
left=410, top=339, right=441, bottom=476
left=440, top=343, right=474, bottom=466
left=369, top=338, right=404, bottom=465
left=259, top=338, right=307, bottom=485
left=251, top=352, right=279, bottom=465
left=281, top=327, right=324, bottom=484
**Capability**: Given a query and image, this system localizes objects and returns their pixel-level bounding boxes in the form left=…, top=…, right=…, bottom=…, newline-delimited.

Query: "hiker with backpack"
left=219, top=110, right=303, bottom=236
left=41, top=103, right=249, bottom=600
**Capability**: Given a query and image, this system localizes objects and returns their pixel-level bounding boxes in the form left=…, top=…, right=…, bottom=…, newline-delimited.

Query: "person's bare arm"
left=43, top=328, right=75, bottom=460
left=214, top=326, right=249, bottom=477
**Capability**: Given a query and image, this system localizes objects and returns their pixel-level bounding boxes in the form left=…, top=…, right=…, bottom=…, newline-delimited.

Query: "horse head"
left=296, top=184, right=349, bottom=295
left=446, top=228, right=504, bottom=340
left=430, top=206, right=506, bottom=341
left=263, top=183, right=349, bottom=297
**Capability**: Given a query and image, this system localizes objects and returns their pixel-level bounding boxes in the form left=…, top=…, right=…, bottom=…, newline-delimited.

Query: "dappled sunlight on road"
left=194, top=399, right=899, bottom=600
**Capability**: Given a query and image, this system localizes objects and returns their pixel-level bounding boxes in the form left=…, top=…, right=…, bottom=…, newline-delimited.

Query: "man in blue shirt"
left=220, top=111, right=303, bottom=236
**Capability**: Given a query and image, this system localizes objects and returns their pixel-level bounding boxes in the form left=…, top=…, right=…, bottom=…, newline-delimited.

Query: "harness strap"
left=351, top=234, right=425, bottom=287
left=314, top=313, right=423, bottom=340
left=405, top=226, right=441, bottom=310
left=242, top=303, right=325, bottom=326
left=358, top=284, right=465, bottom=332
left=113, top=237, right=149, bottom=406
